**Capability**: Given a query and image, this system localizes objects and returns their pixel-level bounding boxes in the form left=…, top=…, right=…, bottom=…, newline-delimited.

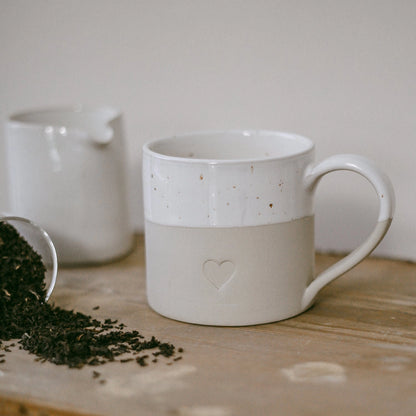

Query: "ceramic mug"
left=5, top=106, right=133, bottom=265
left=143, top=130, right=395, bottom=326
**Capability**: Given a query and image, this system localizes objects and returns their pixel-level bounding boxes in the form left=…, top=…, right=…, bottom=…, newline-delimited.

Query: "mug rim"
left=143, top=129, right=315, bottom=164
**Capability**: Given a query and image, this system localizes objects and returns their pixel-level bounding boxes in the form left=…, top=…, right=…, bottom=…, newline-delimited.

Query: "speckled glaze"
left=143, top=130, right=395, bottom=326
left=143, top=130, right=314, bottom=227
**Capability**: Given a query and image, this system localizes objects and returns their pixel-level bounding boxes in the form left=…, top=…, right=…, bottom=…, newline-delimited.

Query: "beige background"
left=0, top=0, right=415, bottom=260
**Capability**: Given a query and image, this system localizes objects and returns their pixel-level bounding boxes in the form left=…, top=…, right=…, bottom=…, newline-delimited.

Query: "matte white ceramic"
left=5, top=106, right=133, bottom=265
left=143, top=130, right=395, bottom=326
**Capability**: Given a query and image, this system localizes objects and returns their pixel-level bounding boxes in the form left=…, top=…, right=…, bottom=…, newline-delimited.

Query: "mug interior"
left=146, top=130, right=313, bottom=162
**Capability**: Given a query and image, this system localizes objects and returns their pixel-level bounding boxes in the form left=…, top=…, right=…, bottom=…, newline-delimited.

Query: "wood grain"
left=1, top=236, right=415, bottom=416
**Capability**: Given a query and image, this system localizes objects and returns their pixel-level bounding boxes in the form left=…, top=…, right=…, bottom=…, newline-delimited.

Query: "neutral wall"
left=1, top=0, right=415, bottom=260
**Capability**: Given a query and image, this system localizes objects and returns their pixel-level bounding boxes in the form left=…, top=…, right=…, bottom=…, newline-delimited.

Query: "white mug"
left=5, top=106, right=133, bottom=265
left=143, top=130, right=395, bottom=326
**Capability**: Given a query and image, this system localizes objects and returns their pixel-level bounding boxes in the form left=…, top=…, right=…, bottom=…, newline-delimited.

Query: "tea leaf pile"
left=0, top=221, right=182, bottom=368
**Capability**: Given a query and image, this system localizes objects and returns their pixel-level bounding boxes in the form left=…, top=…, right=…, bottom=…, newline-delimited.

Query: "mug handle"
left=301, top=154, right=395, bottom=310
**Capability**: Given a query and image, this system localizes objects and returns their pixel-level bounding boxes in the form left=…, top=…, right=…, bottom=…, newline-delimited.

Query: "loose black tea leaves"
left=0, top=221, right=183, bottom=369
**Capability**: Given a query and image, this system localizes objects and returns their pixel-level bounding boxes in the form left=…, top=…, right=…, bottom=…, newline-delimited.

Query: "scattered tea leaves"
left=136, top=355, right=149, bottom=367
left=0, top=221, right=184, bottom=369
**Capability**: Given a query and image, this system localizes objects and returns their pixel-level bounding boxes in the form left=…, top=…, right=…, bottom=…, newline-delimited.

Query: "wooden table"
left=1, top=236, right=415, bottom=416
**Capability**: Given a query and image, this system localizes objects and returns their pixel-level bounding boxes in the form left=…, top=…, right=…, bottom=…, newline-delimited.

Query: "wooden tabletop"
left=1, top=236, right=415, bottom=416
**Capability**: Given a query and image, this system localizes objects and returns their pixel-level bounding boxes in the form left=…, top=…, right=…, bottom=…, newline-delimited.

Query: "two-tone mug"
left=142, top=130, right=394, bottom=326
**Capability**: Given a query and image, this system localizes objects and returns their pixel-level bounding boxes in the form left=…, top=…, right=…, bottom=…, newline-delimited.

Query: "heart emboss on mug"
left=203, top=259, right=235, bottom=290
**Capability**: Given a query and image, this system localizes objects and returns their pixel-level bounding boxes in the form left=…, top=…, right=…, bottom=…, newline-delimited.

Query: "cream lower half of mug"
left=145, top=216, right=314, bottom=326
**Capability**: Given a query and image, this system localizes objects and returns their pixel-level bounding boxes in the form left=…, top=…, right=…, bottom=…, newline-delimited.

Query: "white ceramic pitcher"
left=5, top=106, right=133, bottom=265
